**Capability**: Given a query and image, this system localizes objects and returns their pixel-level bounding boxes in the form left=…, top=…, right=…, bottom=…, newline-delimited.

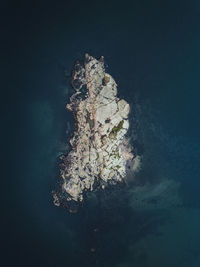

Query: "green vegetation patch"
left=115, top=165, right=121, bottom=169
left=109, top=120, right=124, bottom=138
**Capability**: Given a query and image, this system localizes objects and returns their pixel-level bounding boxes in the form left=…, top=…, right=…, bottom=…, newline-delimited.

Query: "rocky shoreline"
left=53, top=54, right=133, bottom=206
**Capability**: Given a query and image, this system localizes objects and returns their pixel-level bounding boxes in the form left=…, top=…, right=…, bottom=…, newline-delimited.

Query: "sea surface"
left=2, top=1, right=200, bottom=266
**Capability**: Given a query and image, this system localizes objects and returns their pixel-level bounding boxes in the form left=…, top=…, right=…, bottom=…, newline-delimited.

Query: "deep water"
left=2, top=1, right=200, bottom=266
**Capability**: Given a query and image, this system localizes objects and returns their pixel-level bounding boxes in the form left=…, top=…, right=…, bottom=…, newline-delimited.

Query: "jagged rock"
left=53, top=54, right=133, bottom=205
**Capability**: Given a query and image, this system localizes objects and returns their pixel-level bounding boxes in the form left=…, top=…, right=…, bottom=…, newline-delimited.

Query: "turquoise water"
left=3, top=0, right=200, bottom=266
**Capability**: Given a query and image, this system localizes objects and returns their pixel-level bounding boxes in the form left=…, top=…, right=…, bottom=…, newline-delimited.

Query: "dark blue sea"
left=2, top=1, right=200, bottom=266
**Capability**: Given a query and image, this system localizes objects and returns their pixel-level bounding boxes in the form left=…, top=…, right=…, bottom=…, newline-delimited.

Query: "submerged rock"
left=53, top=54, right=134, bottom=205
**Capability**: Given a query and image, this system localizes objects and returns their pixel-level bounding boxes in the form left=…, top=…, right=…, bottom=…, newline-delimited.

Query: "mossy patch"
left=115, top=165, right=121, bottom=169
left=109, top=120, right=124, bottom=138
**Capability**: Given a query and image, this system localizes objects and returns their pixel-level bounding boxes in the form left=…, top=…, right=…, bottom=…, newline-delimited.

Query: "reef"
left=53, top=54, right=133, bottom=205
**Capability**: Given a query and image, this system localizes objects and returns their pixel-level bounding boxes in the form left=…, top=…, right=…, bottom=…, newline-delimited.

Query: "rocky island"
left=53, top=54, right=133, bottom=206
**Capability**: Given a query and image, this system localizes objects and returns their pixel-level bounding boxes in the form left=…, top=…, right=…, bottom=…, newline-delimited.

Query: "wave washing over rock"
left=53, top=54, right=134, bottom=207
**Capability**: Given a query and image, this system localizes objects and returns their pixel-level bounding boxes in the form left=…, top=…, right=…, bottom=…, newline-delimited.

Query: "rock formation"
left=53, top=54, right=133, bottom=205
